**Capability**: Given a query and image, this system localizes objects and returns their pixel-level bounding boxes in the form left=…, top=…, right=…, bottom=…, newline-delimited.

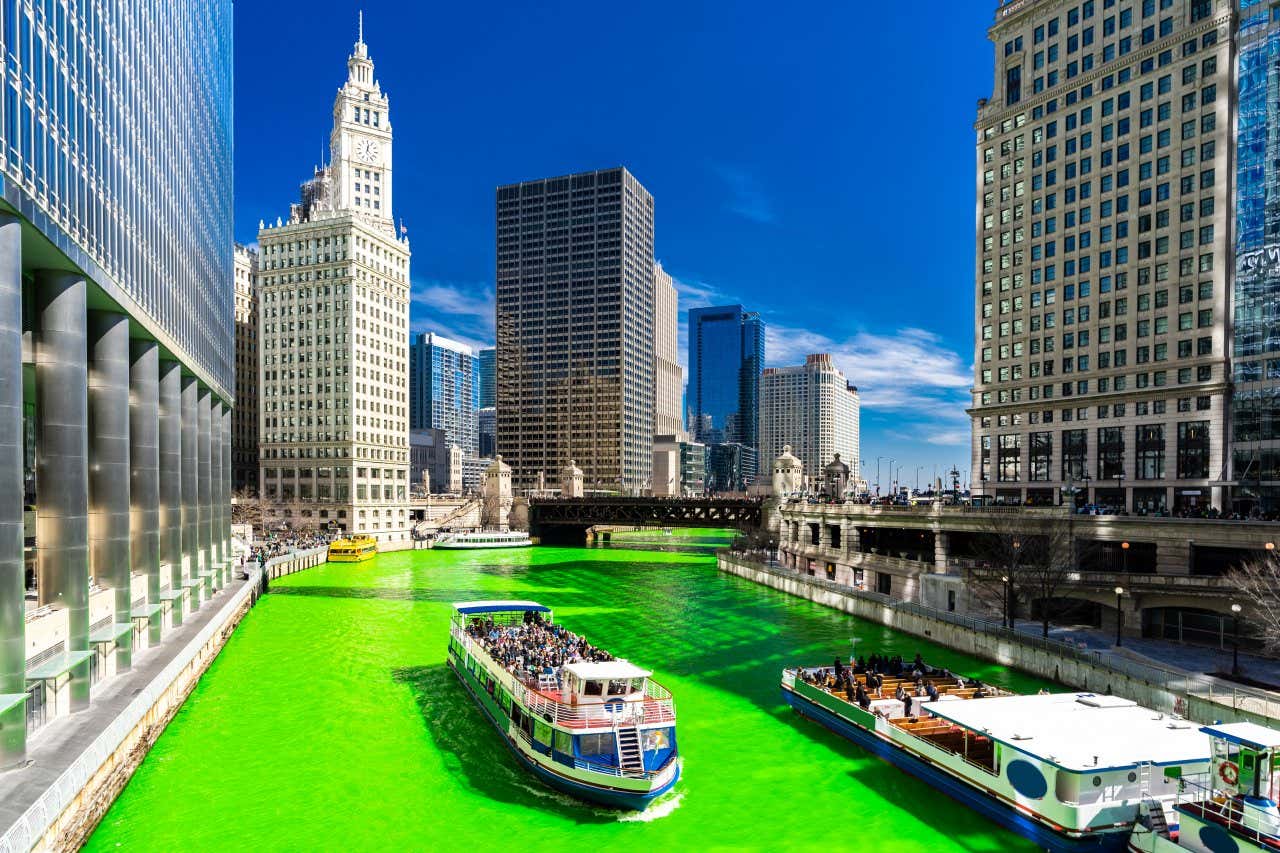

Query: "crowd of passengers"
left=798, top=652, right=998, bottom=713
left=466, top=611, right=613, bottom=681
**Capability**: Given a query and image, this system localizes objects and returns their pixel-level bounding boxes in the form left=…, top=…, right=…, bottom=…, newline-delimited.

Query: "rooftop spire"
left=358, top=10, right=364, bottom=46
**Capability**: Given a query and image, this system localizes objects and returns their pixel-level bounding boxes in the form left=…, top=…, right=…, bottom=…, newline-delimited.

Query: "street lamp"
left=1001, top=574, right=1011, bottom=630
left=1120, top=540, right=1130, bottom=574
left=1114, top=586, right=1125, bottom=647
left=1230, top=603, right=1242, bottom=677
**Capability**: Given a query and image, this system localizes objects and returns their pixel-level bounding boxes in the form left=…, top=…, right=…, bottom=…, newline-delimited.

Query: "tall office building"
left=688, top=305, right=765, bottom=448
left=973, top=0, right=1232, bottom=512
left=0, top=1, right=234, bottom=761
left=233, top=245, right=260, bottom=492
left=760, top=354, right=860, bottom=485
left=409, top=333, right=479, bottom=454
left=688, top=304, right=764, bottom=488
left=654, top=262, right=684, bottom=437
left=478, top=406, right=497, bottom=458
left=496, top=167, right=656, bottom=493
left=478, top=347, right=497, bottom=409
left=1232, top=2, right=1280, bottom=513
left=257, top=25, right=412, bottom=541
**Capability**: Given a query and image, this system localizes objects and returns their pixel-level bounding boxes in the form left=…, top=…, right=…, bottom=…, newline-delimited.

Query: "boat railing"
left=455, top=629, right=677, bottom=728
left=1172, top=776, right=1280, bottom=846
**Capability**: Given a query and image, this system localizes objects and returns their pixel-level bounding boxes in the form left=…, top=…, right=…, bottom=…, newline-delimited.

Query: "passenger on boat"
left=855, top=684, right=871, bottom=711
left=925, top=682, right=940, bottom=702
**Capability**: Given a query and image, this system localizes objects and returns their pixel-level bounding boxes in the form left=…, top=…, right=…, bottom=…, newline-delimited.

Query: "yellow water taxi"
left=327, top=535, right=378, bottom=562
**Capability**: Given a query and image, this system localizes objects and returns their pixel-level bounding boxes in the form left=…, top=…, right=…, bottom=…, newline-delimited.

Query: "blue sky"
left=234, top=1, right=997, bottom=491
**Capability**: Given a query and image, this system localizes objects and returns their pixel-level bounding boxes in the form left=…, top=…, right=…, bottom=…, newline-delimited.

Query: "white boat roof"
left=1201, top=722, right=1280, bottom=751
left=563, top=660, right=651, bottom=680
left=452, top=600, right=550, bottom=615
left=923, top=692, right=1210, bottom=772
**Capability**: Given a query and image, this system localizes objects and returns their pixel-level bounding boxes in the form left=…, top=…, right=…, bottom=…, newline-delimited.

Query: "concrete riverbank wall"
left=1, top=573, right=263, bottom=852
left=718, top=553, right=1280, bottom=728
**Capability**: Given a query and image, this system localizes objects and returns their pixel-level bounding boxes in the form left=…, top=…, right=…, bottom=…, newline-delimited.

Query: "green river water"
left=85, top=531, right=1049, bottom=852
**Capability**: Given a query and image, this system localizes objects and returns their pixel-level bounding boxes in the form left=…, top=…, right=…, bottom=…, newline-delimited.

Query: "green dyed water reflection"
left=86, top=534, right=1044, bottom=851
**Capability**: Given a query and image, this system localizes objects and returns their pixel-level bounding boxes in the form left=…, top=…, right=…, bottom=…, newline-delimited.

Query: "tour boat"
left=327, top=535, right=377, bottom=562
left=1127, top=722, right=1280, bottom=853
left=782, top=662, right=1211, bottom=852
left=433, top=530, right=532, bottom=549
left=448, top=600, right=680, bottom=809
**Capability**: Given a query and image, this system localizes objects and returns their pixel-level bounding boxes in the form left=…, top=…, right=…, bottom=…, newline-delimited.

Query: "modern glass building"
left=1233, top=2, right=1280, bottom=512
left=410, top=333, right=479, bottom=456
left=478, top=347, right=496, bottom=409
left=687, top=305, right=764, bottom=449
left=0, top=1, right=234, bottom=766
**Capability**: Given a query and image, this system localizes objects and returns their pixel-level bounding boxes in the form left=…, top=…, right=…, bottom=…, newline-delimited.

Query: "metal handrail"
left=456, top=630, right=677, bottom=728
left=723, top=551, right=1280, bottom=723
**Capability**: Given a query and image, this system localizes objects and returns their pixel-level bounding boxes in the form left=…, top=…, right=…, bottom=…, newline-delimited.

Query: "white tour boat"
left=433, top=530, right=532, bottom=549
left=783, top=662, right=1212, bottom=851
left=448, top=601, right=680, bottom=809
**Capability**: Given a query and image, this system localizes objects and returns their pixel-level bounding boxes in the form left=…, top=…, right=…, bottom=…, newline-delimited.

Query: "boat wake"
left=617, top=789, right=684, bottom=822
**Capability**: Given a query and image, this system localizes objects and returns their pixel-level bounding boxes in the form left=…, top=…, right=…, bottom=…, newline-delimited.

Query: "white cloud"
left=763, top=323, right=972, bottom=416
left=409, top=279, right=496, bottom=351
left=714, top=164, right=777, bottom=225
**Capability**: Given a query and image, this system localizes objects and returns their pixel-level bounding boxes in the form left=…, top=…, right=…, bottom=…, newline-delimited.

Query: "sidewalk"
left=0, top=577, right=250, bottom=842
left=1012, top=621, right=1280, bottom=687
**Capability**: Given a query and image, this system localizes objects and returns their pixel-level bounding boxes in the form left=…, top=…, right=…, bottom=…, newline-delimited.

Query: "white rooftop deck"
left=563, top=660, right=651, bottom=681
left=923, top=692, right=1211, bottom=772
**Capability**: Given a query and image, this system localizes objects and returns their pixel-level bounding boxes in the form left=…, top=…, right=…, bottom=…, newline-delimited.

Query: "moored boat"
left=1128, top=722, right=1280, bottom=853
left=782, top=658, right=1211, bottom=852
left=447, top=600, right=680, bottom=809
left=327, top=535, right=377, bottom=562
left=433, top=530, right=532, bottom=549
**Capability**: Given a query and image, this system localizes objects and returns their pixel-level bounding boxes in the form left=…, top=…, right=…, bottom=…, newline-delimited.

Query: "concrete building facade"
left=495, top=167, right=656, bottom=493
left=973, top=0, right=1234, bottom=513
left=654, top=262, right=683, bottom=437
left=760, top=354, right=861, bottom=486
left=652, top=434, right=706, bottom=496
left=233, top=245, right=260, bottom=492
left=257, top=28, right=411, bottom=542
left=0, top=0, right=235, bottom=766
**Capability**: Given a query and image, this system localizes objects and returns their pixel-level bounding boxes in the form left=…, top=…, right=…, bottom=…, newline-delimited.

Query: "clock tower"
left=331, top=14, right=393, bottom=229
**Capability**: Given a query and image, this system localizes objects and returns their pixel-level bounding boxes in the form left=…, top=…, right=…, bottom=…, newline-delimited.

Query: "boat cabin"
left=560, top=661, right=652, bottom=705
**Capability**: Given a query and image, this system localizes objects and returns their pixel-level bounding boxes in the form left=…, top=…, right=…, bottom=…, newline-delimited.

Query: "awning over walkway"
left=130, top=604, right=162, bottom=620
left=25, top=650, right=94, bottom=681
left=0, top=693, right=26, bottom=715
left=88, top=623, right=133, bottom=645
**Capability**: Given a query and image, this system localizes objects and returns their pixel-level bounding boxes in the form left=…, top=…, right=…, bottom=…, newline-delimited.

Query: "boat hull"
left=449, top=656, right=679, bottom=810
left=782, top=683, right=1129, bottom=853
left=433, top=542, right=532, bottom=550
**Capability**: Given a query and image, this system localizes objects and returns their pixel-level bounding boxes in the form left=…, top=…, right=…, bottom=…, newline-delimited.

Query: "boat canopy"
left=453, top=600, right=551, bottom=615
left=922, top=692, right=1210, bottom=772
left=1200, top=722, right=1280, bottom=751
left=563, top=660, right=652, bottom=680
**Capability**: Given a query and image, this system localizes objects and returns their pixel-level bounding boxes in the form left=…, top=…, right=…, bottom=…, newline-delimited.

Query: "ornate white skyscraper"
left=257, top=21, right=413, bottom=542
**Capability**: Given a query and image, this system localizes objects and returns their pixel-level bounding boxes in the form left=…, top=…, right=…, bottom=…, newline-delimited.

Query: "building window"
left=1062, top=428, right=1087, bottom=481
left=1097, top=427, right=1124, bottom=480
left=1029, top=431, right=1052, bottom=481
left=1177, top=421, right=1209, bottom=479
left=998, top=434, right=1022, bottom=482
left=1135, top=424, right=1164, bottom=480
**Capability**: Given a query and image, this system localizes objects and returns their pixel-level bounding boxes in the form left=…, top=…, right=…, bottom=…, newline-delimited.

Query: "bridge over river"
left=527, top=497, right=763, bottom=545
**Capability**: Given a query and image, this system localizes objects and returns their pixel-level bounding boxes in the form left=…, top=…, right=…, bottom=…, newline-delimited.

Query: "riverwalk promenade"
left=718, top=551, right=1280, bottom=728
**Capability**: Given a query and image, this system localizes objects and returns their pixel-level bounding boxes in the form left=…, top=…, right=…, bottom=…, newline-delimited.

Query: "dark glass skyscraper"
left=1233, top=2, right=1280, bottom=512
left=688, top=305, right=765, bottom=449
left=496, top=167, right=655, bottom=493
left=478, top=347, right=496, bottom=409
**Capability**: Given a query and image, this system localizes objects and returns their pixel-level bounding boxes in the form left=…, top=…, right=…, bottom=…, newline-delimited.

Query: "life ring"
left=1219, top=761, right=1239, bottom=787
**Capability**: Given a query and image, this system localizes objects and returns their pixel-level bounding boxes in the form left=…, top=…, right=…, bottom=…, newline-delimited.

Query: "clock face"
left=354, top=137, right=380, bottom=164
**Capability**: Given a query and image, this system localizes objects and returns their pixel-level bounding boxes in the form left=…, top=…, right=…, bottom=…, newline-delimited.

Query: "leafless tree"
left=966, top=510, right=1082, bottom=639
left=1226, top=553, right=1280, bottom=654
left=231, top=488, right=261, bottom=528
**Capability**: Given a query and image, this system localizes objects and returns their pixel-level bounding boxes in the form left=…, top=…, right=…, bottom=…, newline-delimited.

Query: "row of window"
left=980, top=420, right=1210, bottom=482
